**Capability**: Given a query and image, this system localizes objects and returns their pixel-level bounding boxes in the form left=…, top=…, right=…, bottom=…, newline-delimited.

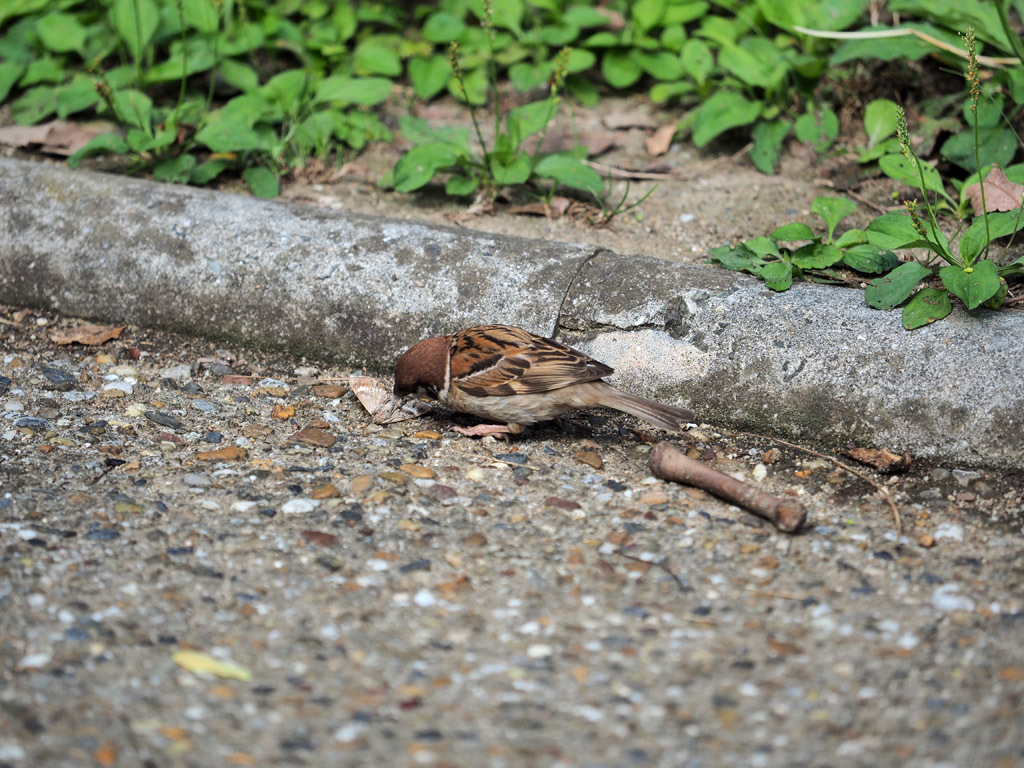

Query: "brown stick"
left=648, top=442, right=807, bottom=533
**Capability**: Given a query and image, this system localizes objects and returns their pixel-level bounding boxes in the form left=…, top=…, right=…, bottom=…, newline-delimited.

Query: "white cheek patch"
left=349, top=376, right=432, bottom=424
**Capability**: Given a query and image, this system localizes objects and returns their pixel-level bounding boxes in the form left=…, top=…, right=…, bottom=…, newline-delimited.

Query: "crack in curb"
left=552, top=247, right=612, bottom=339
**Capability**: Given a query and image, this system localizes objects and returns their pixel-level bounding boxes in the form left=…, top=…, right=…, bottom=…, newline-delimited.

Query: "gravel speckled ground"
left=3, top=307, right=1024, bottom=767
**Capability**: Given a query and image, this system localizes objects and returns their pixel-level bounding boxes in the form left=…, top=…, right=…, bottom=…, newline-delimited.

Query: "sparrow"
left=393, top=324, right=694, bottom=437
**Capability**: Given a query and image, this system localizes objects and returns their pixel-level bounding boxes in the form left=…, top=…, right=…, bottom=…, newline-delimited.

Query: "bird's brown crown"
left=393, top=335, right=450, bottom=396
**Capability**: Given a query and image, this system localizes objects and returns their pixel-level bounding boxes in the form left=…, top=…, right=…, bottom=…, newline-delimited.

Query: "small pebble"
left=932, top=584, right=975, bottom=613
left=282, top=499, right=319, bottom=515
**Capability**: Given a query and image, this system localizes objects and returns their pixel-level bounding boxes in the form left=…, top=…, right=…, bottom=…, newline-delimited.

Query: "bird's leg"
left=451, top=422, right=524, bottom=438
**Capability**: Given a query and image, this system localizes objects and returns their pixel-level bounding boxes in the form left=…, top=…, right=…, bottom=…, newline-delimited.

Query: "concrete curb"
left=2, top=158, right=1022, bottom=468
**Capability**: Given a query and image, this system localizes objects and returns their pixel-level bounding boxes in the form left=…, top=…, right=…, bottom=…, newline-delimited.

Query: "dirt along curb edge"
left=2, top=157, right=1022, bottom=469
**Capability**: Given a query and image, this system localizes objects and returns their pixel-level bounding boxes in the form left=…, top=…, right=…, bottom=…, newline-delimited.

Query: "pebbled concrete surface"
left=1, top=158, right=1023, bottom=469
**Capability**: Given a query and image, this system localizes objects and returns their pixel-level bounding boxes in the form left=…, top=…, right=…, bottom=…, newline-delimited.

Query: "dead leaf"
left=50, top=323, right=125, bottom=346
left=522, top=130, right=620, bottom=157
left=349, top=376, right=431, bottom=424
left=0, top=119, right=113, bottom=156
left=843, top=446, right=912, bottom=473
left=507, top=197, right=571, bottom=218
left=301, top=530, right=338, bottom=547
left=603, top=112, right=659, bottom=130
left=965, top=166, right=1024, bottom=215
left=644, top=123, right=677, bottom=157
left=595, top=6, right=626, bottom=29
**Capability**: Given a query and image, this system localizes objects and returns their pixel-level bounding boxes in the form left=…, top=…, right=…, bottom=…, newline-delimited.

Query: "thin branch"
left=737, top=432, right=904, bottom=544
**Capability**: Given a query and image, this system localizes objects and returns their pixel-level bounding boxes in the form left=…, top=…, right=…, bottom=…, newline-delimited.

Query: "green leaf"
left=154, top=154, right=197, bottom=184
left=792, top=243, right=843, bottom=269
left=563, top=6, right=614, bottom=27
left=708, top=244, right=765, bottom=273
left=508, top=99, right=557, bottom=146
left=857, top=137, right=901, bottom=164
left=422, top=11, right=465, bottom=43
left=743, top=236, right=781, bottom=259
left=865, top=261, right=932, bottom=310
left=397, top=115, right=469, bottom=148
left=634, top=51, right=683, bottom=81
left=314, top=76, right=393, bottom=106
left=190, top=158, right=231, bottom=186
left=771, top=222, right=816, bottom=241
left=181, top=0, right=220, bottom=33
left=486, top=0, right=524, bottom=36
left=111, top=89, right=152, bottom=130
left=631, top=0, right=666, bottom=32
left=940, top=260, right=1001, bottom=309
left=392, top=142, right=460, bottom=192
left=19, top=57, right=64, bottom=87
left=649, top=81, right=693, bottom=103
left=842, top=245, right=899, bottom=274
left=56, top=77, right=99, bottom=118
left=409, top=56, right=450, bottom=100
left=960, top=210, right=1024, bottom=266
left=865, top=212, right=922, bottom=250
left=0, top=62, right=24, bottom=103
left=753, top=118, right=790, bottom=174
left=835, top=228, right=868, bottom=248
left=11, top=86, right=58, bottom=124
left=243, top=167, right=279, bottom=198
left=354, top=37, right=401, bottom=76
left=533, top=154, right=604, bottom=197
left=680, top=39, right=712, bottom=86
left=878, top=154, right=945, bottom=197
left=36, top=12, right=87, bottom=54
left=794, top=108, right=838, bottom=152
left=718, top=42, right=772, bottom=89
left=219, top=59, right=260, bottom=92
left=811, top=196, right=857, bottom=244
left=691, top=91, right=761, bottom=147
left=758, top=0, right=869, bottom=32
left=144, top=41, right=217, bottom=83
left=664, top=2, right=710, bottom=25
left=448, top=67, right=488, bottom=104
left=0, top=0, right=48, bottom=28
left=601, top=50, right=643, bottom=89
left=491, top=153, right=531, bottom=186
left=863, top=98, right=899, bottom=149
left=194, top=114, right=263, bottom=152
left=509, top=61, right=555, bottom=91
left=759, top=261, right=793, bottom=291
left=902, top=287, right=952, bottom=329
left=445, top=175, right=479, bottom=196
left=111, top=0, right=159, bottom=62
left=67, top=133, right=129, bottom=168
left=940, top=127, right=1017, bottom=174
left=830, top=28, right=935, bottom=64
left=262, top=69, right=308, bottom=113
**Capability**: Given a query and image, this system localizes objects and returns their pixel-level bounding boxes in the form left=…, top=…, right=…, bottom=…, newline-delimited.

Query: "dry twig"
left=648, top=442, right=807, bottom=532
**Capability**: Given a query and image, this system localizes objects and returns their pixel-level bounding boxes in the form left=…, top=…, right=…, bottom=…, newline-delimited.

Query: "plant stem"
left=993, top=0, right=1024, bottom=66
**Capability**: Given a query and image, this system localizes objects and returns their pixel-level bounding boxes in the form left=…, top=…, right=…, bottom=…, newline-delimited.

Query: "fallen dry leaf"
left=50, top=323, right=125, bottom=346
left=523, top=130, right=620, bottom=157
left=644, top=123, right=677, bottom=157
left=964, top=166, right=1024, bottom=216
left=603, top=111, right=659, bottom=130
left=507, top=196, right=571, bottom=218
left=349, top=375, right=431, bottom=424
left=0, top=119, right=113, bottom=156
left=843, top=446, right=912, bottom=473
left=767, top=637, right=805, bottom=656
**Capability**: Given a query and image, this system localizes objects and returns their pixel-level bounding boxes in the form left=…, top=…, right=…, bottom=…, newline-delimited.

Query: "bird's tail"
left=584, top=382, right=693, bottom=431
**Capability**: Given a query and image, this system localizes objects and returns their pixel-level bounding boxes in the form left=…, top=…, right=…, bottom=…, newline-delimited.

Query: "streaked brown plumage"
left=394, top=324, right=693, bottom=436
